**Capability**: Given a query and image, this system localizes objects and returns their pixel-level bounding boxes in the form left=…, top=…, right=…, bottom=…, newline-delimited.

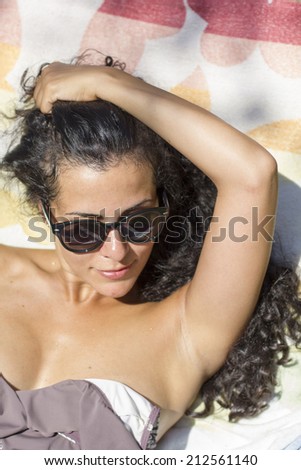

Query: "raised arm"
left=35, top=63, right=275, bottom=190
left=34, top=63, right=277, bottom=374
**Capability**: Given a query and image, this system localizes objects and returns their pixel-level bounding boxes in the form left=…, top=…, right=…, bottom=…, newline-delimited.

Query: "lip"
left=96, top=263, right=133, bottom=280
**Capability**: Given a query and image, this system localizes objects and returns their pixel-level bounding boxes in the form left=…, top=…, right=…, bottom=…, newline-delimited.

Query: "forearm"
left=98, top=68, right=276, bottom=191
left=35, top=63, right=277, bottom=193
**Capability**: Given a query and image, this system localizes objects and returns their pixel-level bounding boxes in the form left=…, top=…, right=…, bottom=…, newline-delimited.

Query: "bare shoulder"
left=0, top=244, right=55, bottom=278
left=0, top=244, right=28, bottom=275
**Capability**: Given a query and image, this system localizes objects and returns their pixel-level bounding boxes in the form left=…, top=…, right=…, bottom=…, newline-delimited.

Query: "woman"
left=0, top=57, right=300, bottom=450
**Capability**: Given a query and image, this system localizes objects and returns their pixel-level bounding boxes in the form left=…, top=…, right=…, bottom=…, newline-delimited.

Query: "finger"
left=37, top=62, right=50, bottom=78
left=33, top=76, right=42, bottom=103
left=39, top=92, right=55, bottom=114
left=35, top=62, right=69, bottom=112
left=34, top=83, right=55, bottom=114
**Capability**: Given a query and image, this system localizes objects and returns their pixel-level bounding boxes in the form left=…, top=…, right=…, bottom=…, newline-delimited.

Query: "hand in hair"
left=34, top=62, right=110, bottom=113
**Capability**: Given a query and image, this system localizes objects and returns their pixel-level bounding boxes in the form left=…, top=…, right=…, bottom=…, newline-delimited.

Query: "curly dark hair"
left=1, top=57, right=301, bottom=422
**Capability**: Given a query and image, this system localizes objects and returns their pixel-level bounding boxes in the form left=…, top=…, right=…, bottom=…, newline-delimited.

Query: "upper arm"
left=182, top=153, right=278, bottom=372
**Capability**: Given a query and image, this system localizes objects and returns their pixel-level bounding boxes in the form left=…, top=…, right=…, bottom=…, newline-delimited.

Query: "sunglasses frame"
left=41, top=190, right=169, bottom=253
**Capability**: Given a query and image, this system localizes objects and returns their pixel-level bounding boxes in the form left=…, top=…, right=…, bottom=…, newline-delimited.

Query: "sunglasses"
left=41, top=191, right=169, bottom=253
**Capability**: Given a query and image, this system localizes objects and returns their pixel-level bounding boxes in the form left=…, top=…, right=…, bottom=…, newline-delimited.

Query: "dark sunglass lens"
left=124, top=211, right=165, bottom=243
left=60, top=220, right=105, bottom=251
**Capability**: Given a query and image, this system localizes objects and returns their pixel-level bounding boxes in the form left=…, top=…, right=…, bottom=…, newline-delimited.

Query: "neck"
left=61, top=276, right=100, bottom=304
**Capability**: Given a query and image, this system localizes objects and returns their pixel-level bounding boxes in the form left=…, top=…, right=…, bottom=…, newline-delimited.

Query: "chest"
left=0, top=285, right=170, bottom=395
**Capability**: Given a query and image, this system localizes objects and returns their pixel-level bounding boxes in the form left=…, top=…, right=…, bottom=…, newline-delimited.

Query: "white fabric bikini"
left=86, top=379, right=160, bottom=449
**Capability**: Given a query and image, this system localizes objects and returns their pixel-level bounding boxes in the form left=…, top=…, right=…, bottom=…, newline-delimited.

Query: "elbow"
left=217, top=148, right=278, bottom=194
left=257, top=150, right=278, bottom=182
left=244, top=150, right=278, bottom=192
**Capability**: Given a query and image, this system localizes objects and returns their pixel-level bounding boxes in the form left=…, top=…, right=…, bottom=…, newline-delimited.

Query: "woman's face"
left=51, top=160, right=157, bottom=299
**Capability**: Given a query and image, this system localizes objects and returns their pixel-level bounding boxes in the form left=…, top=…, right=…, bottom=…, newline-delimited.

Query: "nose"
left=98, top=227, right=130, bottom=261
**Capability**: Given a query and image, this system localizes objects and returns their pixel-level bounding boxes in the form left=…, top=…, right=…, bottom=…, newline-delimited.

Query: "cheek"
left=54, top=241, right=90, bottom=273
left=132, top=243, right=154, bottom=266
left=65, top=254, right=87, bottom=272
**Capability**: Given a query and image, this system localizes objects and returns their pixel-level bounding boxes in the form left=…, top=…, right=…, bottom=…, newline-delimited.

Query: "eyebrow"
left=65, top=198, right=155, bottom=218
